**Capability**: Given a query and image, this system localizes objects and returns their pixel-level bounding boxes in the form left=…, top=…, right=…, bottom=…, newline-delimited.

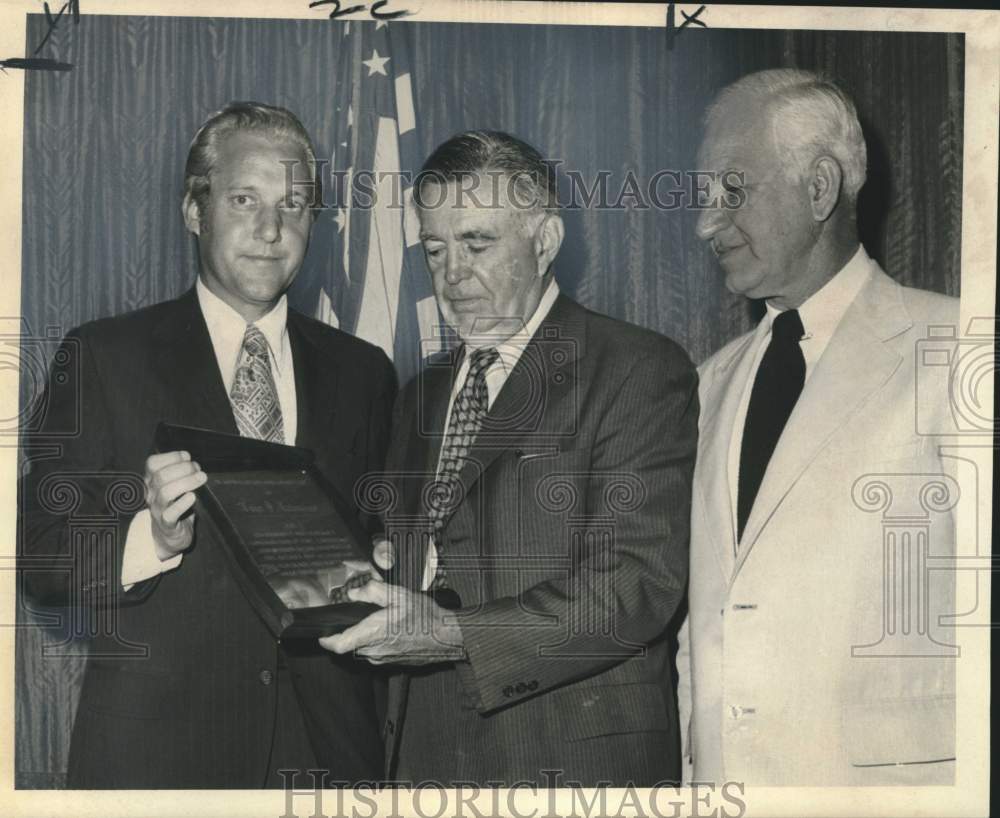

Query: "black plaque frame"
left=155, top=422, right=380, bottom=638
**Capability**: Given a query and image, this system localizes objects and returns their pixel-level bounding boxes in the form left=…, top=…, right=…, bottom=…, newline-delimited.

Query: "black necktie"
left=737, top=309, right=805, bottom=542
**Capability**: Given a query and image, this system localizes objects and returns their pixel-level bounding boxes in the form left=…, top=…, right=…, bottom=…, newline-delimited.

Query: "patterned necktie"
left=737, top=309, right=805, bottom=542
left=427, top=346, right=499, bottom=588
left=229, top=325, right=285, bottom=443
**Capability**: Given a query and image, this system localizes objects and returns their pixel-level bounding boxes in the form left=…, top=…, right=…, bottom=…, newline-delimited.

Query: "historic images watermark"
left=280, top=161, right=749, bottom=213
left=274, top=772, right=748, bottom=818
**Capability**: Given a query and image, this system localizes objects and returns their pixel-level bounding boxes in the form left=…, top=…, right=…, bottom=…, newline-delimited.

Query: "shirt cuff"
left=420, top=539, right=438, bottom=592
left=121, top=509, right=183, bottom=591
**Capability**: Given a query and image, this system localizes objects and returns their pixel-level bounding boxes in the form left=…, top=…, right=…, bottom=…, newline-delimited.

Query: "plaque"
left=155, top=423, right=381, bottom=639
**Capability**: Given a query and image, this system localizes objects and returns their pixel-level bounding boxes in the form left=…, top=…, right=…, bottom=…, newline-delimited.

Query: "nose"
left=254, top=205, right=282, bottom=243
left=444, top=247, right=469, bottom=285
left=695, top=200, right=729, bottom=242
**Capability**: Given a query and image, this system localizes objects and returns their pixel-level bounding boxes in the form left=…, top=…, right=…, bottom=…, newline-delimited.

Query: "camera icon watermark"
left=417, top=323, right=580, bottom=440
left=915, top=317, right=997, bottom=438
left=0, top=318, right=80, bottom=438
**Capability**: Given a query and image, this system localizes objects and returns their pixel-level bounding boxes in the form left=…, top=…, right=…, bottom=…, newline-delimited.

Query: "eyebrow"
left=418, top=229, right=498, bottom=242
left=222, top=185, right=307, bottom=202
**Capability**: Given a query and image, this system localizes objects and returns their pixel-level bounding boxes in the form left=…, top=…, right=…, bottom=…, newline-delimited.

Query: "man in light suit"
left=19, top=102, right=395, bottom=787
left=322, top=131, right=698, bottom=786
left=677, top=69, right=958, bottom=785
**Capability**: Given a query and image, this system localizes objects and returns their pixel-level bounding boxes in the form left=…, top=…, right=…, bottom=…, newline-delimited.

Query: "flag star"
left=334, top=208, right=347, bottom=233
left=362, top=48, right=390, bottom=77
left=375, top=19, right=388, bottom=30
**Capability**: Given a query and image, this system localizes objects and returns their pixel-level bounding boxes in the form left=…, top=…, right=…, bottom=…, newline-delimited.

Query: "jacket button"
left=515, top=682, right=527, bottom=694
left=259, top=669, right=274, bottom=685
left=502, top=685, right=514, bottom=698
left=527, top=680, right=539, bottom=691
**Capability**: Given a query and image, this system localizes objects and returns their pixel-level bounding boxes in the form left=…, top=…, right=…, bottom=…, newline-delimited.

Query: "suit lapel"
left=414, top=295, right=584, bottom=533
left=734, top=265, right=910, bottom=574
left=287, top=312, right=339, bottom=451
left=418, top=348, right=461, bottom=469
left=151, top=289, right=238, bottom=434
left=456, top=295, right=584, bottom=499
left=698, top=324, right=767, bottom=581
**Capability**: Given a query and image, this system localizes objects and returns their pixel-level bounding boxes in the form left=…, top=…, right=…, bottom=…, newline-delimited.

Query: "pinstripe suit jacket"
left=380, top=294, right=698, bottom=787
left=19, top=288, right=395, bottom=788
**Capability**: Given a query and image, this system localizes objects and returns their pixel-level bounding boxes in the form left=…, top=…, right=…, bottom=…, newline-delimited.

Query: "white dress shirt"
left=121, top=279, right=298, bottom=589
left=726, top=244, right=872, bottom=547
left=421, top=278, right=561, bottom=588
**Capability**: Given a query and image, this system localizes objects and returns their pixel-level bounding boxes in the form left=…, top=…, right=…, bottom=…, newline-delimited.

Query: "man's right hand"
left=338, top=537, right=396, bottom=584
left=144, top=450, right=207, bottom=562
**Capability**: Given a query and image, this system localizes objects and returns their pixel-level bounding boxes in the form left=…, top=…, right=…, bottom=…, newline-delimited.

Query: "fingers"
left=341, top=560, right=374, bottom=582
left=161, top=489, right=198, bottom=526
left=145, top=450, right=190, bottom=476
left=147, top=460, right=206, bottom=504
left=346, top=578, right=391, bottom=607
left=372, top=537, right=395, bottom=571
left=145, top=451, right=204, bottom=560
left=146, top=458, right=206, bottom=525
left=319, top=610, right=387, bottom=654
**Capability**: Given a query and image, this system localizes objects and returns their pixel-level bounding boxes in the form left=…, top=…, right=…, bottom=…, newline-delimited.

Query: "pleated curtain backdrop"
left=15, top=15, right=962, bottom=787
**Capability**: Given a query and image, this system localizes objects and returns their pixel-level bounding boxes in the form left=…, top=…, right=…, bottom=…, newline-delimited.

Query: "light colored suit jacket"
left=677, top=262, right=960, bottom=785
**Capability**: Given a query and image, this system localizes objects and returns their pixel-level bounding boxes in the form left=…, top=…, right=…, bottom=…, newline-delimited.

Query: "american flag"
left=313, top=20, right=443, bottom=384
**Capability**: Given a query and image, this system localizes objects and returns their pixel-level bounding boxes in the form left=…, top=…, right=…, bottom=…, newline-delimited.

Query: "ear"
left=182, top=192, right=203, bottom=236
left=808, top=156, right=843, bottom=222
left=533, top=212, right=565, bottom=277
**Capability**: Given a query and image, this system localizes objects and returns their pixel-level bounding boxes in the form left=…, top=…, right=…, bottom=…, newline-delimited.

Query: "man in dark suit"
left=321, top=131, right=698, bottom=787
left=19, top=102, right=395, bottom=788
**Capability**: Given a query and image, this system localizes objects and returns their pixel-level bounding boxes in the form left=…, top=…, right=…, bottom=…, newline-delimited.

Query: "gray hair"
left=184, top=101, right=320, bottom=219
left=414, top=130, right=558, bottom=216
left=705, top=69, right=867, bottom=200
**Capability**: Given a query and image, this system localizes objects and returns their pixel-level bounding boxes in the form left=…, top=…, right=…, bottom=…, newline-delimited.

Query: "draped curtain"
left=16, top=15, right=963, bottom=787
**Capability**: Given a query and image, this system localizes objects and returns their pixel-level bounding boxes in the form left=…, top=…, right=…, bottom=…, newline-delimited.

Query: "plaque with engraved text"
left=155, top=423, right=380, bottom=638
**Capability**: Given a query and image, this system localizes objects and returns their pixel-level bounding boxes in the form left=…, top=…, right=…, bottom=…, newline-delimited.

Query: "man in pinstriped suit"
left=322, top=131, right=698, bottom=786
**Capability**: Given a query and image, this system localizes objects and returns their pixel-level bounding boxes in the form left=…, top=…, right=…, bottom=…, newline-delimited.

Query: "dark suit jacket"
left=18, top=289, right=396, bottom=788
left=380, top=294, right=698, bottom=787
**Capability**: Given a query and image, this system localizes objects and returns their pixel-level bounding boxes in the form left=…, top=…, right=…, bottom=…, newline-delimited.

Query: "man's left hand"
left=318, top=579, right=465, bottom=666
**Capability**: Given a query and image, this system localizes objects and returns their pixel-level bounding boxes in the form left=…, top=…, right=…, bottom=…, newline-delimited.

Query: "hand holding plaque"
left=154, top=423, right=382, bottom=639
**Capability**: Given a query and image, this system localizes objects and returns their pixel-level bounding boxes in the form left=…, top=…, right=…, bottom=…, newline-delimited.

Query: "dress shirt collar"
left=196, top=277, right=289, bottom=378
left=763, top=244, right=872, bottom=343
left=463, top=277, right=560, bottom=376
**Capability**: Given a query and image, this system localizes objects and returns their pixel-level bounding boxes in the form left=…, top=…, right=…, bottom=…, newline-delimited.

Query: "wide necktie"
left=230, top=325, right=285, bottom=443
left=737, top=308, right=805, bottom=542
left=427, top=346, right=499, bottom=588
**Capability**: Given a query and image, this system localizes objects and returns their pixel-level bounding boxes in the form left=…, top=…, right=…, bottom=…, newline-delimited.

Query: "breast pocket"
left=514, top=447, right=592, bottom=518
